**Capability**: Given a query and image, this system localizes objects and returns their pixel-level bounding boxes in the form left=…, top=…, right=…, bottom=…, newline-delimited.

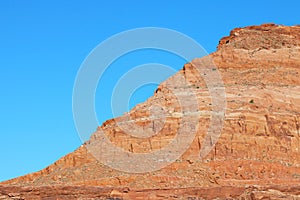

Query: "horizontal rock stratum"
left=1, top=24, right=300, bottom=199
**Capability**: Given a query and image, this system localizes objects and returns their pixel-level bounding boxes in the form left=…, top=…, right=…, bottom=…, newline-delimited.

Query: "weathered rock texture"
left=1, top=24, right=300, bottom=199
left=1, top=185, right=300, bottom=199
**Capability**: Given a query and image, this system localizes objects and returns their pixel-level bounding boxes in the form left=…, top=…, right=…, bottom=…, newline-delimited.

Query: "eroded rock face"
left=1, top=24, right=300, bottom=199
left=1, top=185, right=300, bottom=199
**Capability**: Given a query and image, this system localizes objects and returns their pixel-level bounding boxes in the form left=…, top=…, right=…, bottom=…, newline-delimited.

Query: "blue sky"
left=0, top=0, right=299, bottom=182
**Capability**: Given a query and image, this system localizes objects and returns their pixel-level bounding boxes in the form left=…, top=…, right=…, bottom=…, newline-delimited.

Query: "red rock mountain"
left=1, top=24, right=300, bottom=199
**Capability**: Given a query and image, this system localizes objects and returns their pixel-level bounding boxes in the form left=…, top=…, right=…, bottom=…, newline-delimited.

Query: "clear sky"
left=0, top=0, right=299, bottom=182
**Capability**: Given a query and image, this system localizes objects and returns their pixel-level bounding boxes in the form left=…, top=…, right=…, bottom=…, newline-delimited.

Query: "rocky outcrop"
left=1, top=24, right=300, bottom=199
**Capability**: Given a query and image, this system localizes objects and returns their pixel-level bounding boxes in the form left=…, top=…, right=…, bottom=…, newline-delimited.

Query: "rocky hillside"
left=1, top=24, right=300, bottom=199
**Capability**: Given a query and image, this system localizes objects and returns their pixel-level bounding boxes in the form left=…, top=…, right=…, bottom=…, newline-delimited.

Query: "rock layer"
left=1, top=185, right=300, bottom=199
left=1, top=24, right=300, bottom=199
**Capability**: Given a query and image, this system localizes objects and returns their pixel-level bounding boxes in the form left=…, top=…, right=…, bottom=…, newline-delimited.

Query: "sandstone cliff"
left=1, top=24, right=300, bottom=199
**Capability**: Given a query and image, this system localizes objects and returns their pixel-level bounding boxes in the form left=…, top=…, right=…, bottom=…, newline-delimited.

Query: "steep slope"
left=1, top=24, right=300, bottom=199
